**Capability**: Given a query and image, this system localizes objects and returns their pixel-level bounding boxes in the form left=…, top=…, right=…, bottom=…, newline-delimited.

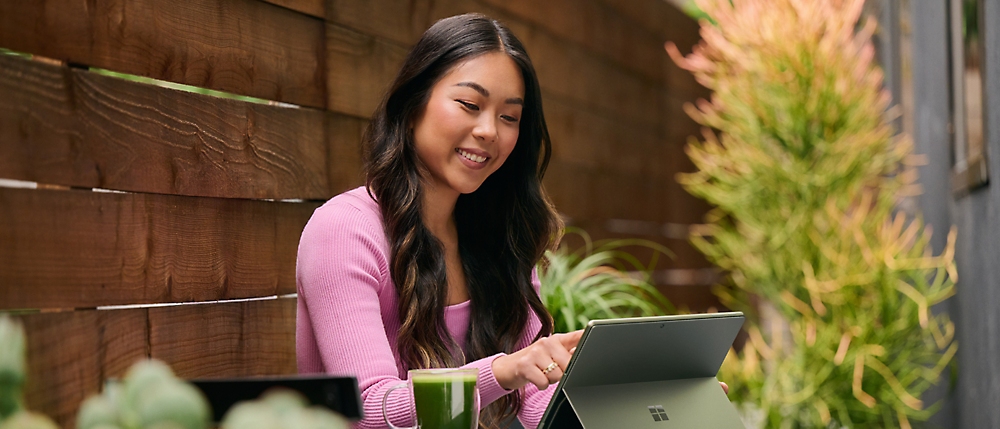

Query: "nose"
left=472, top=115, right=498, bottom=142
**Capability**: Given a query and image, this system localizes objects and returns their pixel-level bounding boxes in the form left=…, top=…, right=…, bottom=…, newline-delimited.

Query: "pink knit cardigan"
left=296, top=187, right=555, bottom=429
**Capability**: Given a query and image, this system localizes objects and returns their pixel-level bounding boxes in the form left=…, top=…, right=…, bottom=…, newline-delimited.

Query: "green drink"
left=383, top=368, right=480, bottom=429
left=412, top=373, right=479, bottom=429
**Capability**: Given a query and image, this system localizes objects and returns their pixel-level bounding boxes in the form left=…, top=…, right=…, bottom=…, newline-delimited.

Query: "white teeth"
left=457, top=149, right=487, bottom=163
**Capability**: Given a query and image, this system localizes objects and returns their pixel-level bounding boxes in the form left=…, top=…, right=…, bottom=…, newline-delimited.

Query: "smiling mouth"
left=456, top=148, right=489, bottom=163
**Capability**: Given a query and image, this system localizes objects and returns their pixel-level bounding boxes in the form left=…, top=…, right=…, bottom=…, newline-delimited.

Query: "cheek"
left=496, top=133, right=520, bottom=164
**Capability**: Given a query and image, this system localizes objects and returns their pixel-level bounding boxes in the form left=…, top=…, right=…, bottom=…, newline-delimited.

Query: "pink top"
left=296, top=187, right=556, bottom=429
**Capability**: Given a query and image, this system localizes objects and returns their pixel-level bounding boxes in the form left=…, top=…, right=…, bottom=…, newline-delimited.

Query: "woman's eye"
left=456, top=100, right=479, bottom=111
left=501, top=115, right=520, bottom=123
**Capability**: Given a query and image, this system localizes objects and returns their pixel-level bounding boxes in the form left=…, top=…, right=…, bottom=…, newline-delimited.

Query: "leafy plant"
left=667, top=0, right=957, bottom=428
left=538, top=230, right=674, bottom=333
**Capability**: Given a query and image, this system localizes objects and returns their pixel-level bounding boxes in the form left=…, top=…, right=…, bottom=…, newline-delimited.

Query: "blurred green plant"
left=76, top=358, right=347, bottom=429
left=76, top=359, right=212, bottom=429
left=538, top=230, right=675, bottom=333
left=220, top=388, right=348, bottom=429
left=667, top=0, right=957, bottom=428
left=0, top=315, right=59, bottom=429
left=0, top=315, right=27, bottom=422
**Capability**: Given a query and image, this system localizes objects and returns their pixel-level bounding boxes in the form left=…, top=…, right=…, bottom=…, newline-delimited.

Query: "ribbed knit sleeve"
left=295, top=194, right=415, bottom=428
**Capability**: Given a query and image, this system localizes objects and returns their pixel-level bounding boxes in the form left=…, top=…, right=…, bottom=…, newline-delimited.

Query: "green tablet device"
left=538, top=312, right=746, bottom=429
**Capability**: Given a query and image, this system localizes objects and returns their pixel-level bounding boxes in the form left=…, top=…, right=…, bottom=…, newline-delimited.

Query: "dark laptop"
left=190, top=374, right=362, bottom=422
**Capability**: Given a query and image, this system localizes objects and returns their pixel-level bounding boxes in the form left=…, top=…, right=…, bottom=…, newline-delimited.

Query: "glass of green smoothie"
left=382, top=368, right=480, bottom=429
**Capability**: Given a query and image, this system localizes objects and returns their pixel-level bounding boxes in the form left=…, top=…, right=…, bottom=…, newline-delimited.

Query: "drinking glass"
left=382, top=368, right=480, bottom=429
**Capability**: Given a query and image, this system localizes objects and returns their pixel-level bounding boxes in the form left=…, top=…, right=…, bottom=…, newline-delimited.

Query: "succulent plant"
left=76, top=359, right=209, bottom=429
left=0, top=411, right=59, bottom=429
left=220, top=389, right=348, bottom=429
left=78, top=360, right=348, bottom=429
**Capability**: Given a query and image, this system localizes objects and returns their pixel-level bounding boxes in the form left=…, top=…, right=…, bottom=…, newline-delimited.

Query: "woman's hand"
left=720, top=381, right=729, bottom=395
left=491, top=330, right=584, bottom=391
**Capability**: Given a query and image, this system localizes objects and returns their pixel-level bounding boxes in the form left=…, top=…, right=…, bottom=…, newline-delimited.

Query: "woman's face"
left=411, top=52, right=525, bottom=197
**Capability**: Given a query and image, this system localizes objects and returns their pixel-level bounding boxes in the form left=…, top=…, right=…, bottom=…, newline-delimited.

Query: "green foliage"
left=0, top=316, right=58, bottom=429
left=0, top=411, right=59, bottom=429
left=77, top=359, right=346, bottom=429
left=538, top=230, right=674, bottom=333
left=220, top=389, right=348, bottom=429
left=668, top=0, right=957, bottom=427
left=0, top=315, right=26, bottom=422
left=77, top=359, right=211, bottom=429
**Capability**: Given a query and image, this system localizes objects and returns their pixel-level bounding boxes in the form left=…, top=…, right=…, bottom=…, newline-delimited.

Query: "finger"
left=542, top=363, right=564, bottom=383
left=524, top=364, right=551, bottom=391
left=535, top=357, right=564, bottom=384
left=554, top=330, right=584, bottom=349
left=539, top=337, right=573, bottom=370
left=720, top=382, right=729, bottom=395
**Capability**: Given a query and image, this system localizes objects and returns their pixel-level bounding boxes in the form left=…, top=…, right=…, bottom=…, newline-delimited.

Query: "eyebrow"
left=455, top=81, right=524, bottom=105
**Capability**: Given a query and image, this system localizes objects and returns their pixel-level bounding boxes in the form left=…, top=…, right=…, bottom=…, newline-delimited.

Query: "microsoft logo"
left=648, top=405, right=669, bottom=422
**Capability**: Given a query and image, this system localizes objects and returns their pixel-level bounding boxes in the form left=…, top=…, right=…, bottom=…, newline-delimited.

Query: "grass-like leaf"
left=538, top=230, right=674, bottom=333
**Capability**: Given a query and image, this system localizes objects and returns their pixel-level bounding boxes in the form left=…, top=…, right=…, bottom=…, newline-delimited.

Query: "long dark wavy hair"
left=362, top=13, right=561, bottom=428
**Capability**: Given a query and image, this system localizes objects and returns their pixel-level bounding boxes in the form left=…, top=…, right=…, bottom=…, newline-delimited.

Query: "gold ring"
left=541, top=361, right=559, bottom=375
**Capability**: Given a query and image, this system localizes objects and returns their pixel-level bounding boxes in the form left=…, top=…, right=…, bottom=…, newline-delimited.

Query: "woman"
left=296, top=13, right=581, bottom=429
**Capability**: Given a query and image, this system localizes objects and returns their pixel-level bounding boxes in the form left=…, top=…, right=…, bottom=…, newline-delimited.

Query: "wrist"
left=491, top=354, right=517, bottom=391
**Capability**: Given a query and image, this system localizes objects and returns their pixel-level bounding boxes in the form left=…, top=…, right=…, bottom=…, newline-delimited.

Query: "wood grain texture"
left=0, top=0, right=326, bottom=108
left=0, top=55, right=361, bottom=200
left=326, top=113, right=368, bottom=191
left=480, top=0, right=668, bottom=84
left=593, top=0, right=703, bottom=47
left=544, top=93, right=668, bottom=178
left=148, top=298, right=297, bottom=378
left=325, top=24, right=409, bottom=118
left=15, top=298, right=297, bottom=428
left=19, top=309, right=149, bottom=429
left=323, top=0, right=666, bottom=125
left=0, top=187, right=319, bottom=310
left=522, top=29, right=665, bottom=127
left=262, top=0, right=325, bottom=18
left=324, top=0, right=513, bottom=46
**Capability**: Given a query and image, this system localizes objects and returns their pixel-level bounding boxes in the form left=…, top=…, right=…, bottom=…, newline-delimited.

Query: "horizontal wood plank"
left=20, top=308, right=149, bottom=429
left=524, top=29, right=666, bottom=127
left=149, top=298, right=297, bottom=378
left=480, top=0, right=668, bottom=84
left=593, top=0, right=703, bottom=48
left=0, top=0, right=326, bottom=108
left=325, top=0, right=429, bottom=46
left=325, top=24, right=410, bottom=119
left=0, top=187, right=319, bottom=310
left=262, top=0, right=325, bottom=19
left=326, top=113, right=368, bottom=191
left=324, top=0, right=667, bottom=126
left=324, top=0, right=513, bottom=47
left=16, top=298, right=296, bottom=428
left=0, top=55, right=366, bottom=200
left=544, top=93, right=669, bottom=177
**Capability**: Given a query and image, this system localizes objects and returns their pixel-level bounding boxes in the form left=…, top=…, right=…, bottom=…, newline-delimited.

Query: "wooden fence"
left=0, top=0, right=708, bottom=426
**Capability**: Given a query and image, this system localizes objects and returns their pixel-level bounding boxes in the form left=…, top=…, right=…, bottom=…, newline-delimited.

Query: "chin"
left=453, top=179, right=487, bottom=195
left=457, top=184, right=484, bottom=195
